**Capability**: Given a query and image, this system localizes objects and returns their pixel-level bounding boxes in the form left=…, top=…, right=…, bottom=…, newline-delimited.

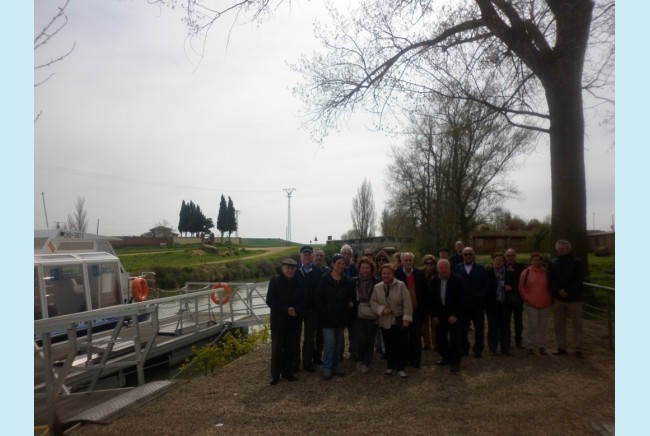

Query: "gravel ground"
left=74, top=318, right=614, bottom=435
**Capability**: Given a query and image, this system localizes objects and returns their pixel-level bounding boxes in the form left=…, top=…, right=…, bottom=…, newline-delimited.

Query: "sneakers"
left=539, top=348, right=547, bottom=355
left=398, top=371, right=408, bottom=379
left=384, top=369, right=394, bottom=376
left=360, top=365, right=370, bottom=374
left=553, top=348, right=568, bottom=356
left=333, top=370, right=346, bottom=377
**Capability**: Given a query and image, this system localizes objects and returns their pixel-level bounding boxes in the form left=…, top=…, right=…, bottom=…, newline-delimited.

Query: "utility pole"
left=41, top=192, right=49, bottom=228
left=283, top=188, right=295, bottom=245
left=235, top=210, right=241, bottom=238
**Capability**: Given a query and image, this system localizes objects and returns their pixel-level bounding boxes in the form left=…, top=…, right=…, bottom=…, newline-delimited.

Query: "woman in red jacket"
left=519, top=252, right=553, bottom=355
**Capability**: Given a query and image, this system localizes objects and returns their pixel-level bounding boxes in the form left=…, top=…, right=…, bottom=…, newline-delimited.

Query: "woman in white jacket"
left=371, top=263, right=413, bottom=379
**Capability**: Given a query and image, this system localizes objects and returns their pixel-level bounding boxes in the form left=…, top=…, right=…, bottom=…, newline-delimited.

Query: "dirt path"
left=75, top=317, right=614, bottom=435
left=206, top=246, right=290, bottom=264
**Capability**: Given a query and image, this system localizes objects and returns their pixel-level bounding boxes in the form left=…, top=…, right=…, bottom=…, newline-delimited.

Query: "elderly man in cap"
left=295, top=245, right=325, bottom=372
left=266, top=258, right=307, bottom=385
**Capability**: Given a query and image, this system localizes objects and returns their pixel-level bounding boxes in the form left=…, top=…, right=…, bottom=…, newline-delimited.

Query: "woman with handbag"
left=353, top=257, right=380, bottom=374
left=371, top=263, right=413, bottom=379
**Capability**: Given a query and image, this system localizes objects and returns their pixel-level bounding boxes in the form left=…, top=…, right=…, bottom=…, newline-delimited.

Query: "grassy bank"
left=116, top=244, right=298, bottom=288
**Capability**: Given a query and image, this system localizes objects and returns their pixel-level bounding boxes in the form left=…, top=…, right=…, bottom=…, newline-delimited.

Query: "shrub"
left=594, top=246, right=611, bottom=257
left=179, top=325, right=270, bottom=377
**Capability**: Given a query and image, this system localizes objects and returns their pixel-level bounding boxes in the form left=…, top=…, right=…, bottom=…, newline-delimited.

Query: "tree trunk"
left=540, top=0, right=594, bottom=276
left=544, top=69, right=589, bottom=277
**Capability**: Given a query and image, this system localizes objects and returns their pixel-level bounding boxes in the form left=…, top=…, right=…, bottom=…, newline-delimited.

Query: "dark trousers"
left=511, top=302, right=523, bottom=346
left=271, top=325, right=299, bottom=379
left=407, top=315, right=423, bottom=366
left=355, top=317, right=378, bottom=365
left=345, top=313, right=358, bottom=359
left=486, top=303, right=512, bottom=354
left=381, top=325, right=408, bottom=371
left=436, top=317, right=462, bottom=365
left=301, top=308, right=322, bottom=368
left=461, top=305, right=485, bottom=356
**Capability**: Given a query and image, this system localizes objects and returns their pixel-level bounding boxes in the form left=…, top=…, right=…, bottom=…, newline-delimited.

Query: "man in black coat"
left=548, top=239, right=585, bottom=358
left=296, top=245, right=324, bottom=372
left=453, top=247, right=489, bottom=358
left=266, top=258, right=307, bottom=385
left=431, top=259, right=464, bottom=373
left=505, top=248, right=526, bottom=349
left=394, top=252, right=429, bottom=368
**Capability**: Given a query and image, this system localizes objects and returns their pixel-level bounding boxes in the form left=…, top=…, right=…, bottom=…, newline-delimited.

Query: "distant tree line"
left=216, top=195, right=237, bottom=243
left=178, top=200, right=214, bottom=237
left=177, top=195, right=238, bottom=242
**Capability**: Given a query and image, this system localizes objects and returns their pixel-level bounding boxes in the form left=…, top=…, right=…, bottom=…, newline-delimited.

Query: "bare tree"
left=351, top=178, right=377, bottom=239
left=380, top=206, right=416, bottom=239
left=292, top=0, right=614, bottom=264
left=387, top=93, right=533, bottom=247
left=34, top=0, right=76, bottom=122
left=67, top=196, right=88, bottom=233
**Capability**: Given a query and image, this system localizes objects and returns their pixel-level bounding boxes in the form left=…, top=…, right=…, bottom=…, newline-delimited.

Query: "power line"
left=35, top=163, right=280, bottom=194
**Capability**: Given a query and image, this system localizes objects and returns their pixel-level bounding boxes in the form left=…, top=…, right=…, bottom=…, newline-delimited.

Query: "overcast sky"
left=34, top=0, right=615, bottom=244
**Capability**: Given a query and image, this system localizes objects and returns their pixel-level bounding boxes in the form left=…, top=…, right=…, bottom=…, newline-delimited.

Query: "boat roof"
left=34, top=251, right=120, bottom=266
left=34, top=229, right=122, bottom=255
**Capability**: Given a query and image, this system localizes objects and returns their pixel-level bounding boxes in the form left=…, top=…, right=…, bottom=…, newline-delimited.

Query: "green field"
left=115, top=243, right=298, bottom=287
left=116, top=244, right=257, bottom=271
left=116, top=243, right=614, bottom=295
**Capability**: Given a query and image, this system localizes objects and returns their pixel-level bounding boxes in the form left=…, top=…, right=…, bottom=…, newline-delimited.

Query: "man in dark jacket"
left=548, top=240, right=585, bottom=358
left=296, top=245, right=324, bottom=372
left=431, top=259, right=464, bottom=373
left=453, top=247, right=489, bottom=358
left=505, top=248, right=526, bottom=349
left=394, top=252, right=428, bottom=368
left=266, top=258, right=307, bottom=385
left=449, top=241, right=465, bottom=266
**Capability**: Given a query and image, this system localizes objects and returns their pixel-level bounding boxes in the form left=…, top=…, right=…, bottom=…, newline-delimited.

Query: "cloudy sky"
left=33, top=0, right=615, bottom=244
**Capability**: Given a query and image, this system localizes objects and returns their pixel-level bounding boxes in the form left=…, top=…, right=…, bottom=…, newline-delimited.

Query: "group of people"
left=265, top=239, right=585, bottom=385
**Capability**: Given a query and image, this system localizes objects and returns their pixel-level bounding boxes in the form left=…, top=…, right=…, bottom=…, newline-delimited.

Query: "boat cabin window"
left=86, top=262, right=122, bottom=309
left=43, top=264, right=87, bottom=316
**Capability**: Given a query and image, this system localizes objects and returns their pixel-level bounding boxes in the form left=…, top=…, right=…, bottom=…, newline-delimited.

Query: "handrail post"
left=606, top=291, right=613, bottom=351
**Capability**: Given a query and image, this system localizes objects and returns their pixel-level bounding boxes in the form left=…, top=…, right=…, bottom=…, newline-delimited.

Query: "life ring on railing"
left=131, top=277, right=149, bottom=302
left=210, top=282, right=232, bottom=305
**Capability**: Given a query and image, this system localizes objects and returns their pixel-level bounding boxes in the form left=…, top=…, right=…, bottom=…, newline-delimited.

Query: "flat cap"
left=300, top=245, right=314, bottom=253
left=282, top=258, right=298, bottom=266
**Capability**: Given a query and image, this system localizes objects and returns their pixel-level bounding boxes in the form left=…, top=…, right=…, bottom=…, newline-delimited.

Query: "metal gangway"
left=34, top=281, right=269, bottom=431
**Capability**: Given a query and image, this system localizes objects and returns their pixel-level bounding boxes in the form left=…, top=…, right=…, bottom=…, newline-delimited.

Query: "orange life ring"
left=131, top=277, right=149, bottom=302
left=210, top=282, right=232, bottom=305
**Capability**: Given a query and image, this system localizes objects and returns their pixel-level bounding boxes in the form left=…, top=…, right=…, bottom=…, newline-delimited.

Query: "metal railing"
left=582, top=282, right=615, bottom=351
left=34, top=282, right=269, bottom=431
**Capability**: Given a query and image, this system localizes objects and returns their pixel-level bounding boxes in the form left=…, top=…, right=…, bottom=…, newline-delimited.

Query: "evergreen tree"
left=178, top=200, right=188, bottom=236
left=190, top=203, right=206, bottom=236
left=216, top=195, right=228, bottom=243
left=227, top=196, right=237, bottom=241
